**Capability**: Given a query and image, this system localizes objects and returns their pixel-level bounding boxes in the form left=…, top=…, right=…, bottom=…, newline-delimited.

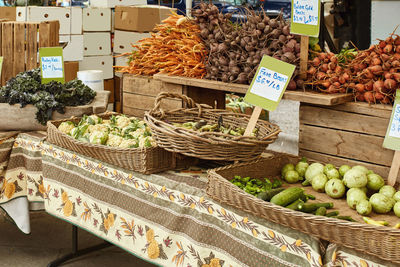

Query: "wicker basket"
left=207, top=153, right=400, bottom=263
left=47, top=112, right=179, bottom=174
left=144, top=92, right=280, bottom=161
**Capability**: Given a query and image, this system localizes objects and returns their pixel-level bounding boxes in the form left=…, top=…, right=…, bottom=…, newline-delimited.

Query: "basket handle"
left=151, top=92, right=197, bottom=112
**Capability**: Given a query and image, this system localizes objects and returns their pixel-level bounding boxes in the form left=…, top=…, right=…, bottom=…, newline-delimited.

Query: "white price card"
left=389, top=104, right=400, bottom=138
left=41, top=56, right=63, bottom=78
left=292, top=0, right=319, bottom=26
left=249, top=67, right=289, bottom=102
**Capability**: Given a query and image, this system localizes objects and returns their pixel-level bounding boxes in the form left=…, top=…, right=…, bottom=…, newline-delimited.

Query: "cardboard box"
left=60, top=35, right=84, bottom=61
left=115, top=5, right=175, bottom=32
left=64, top=61, right=79, bottom=82
left=79, top=55, right=113, bottom=79
left=114, top=30, right=151, bottom=54
left=16, top=7, right=82, bottom=35
left=0, top=7, right=16, bottom=21
left=104, top=78, right=115, bottom=103
left=114, top=53, right=129, bottom=67
left=83, top=32, right=111, bottom=56
left=83, top=7, right=111, bottom=32
left=90, top=0, right=146, bottom=8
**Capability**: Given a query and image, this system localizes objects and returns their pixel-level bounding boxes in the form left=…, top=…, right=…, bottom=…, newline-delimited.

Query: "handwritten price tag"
left=290, top=0, right=320, bottom=37
left=292, top=0, right=319, bottom=26
left=39, top=47, right=65, bottom=84
left=384, top=90, right=400, bottom=150
left=244, top=55, right=295, bottom=111
left=41, top=56, right=63, bottom=78
left=250, top=67, right=288, bottom=102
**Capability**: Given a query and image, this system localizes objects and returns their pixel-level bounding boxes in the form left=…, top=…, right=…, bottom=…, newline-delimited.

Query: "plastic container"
left=77, top=70, right=104, bottom=91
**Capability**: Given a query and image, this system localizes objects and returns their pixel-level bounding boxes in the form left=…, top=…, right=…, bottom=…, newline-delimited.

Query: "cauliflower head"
left=88, top=124, right=109, bottom=134
left=138, top=136, right=156, bottom=148
left=119, top=139, right=138, bottom=148
left=89, top=130, right=108, bottom=145
left=116, top=116, right=131, bottom=128
left=58, top=122, right=75, bottom=135
left=106, top=134, right=123, bottom=147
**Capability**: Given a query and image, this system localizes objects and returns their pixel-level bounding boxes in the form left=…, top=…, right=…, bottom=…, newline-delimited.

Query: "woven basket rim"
left=47, top=112, right=161, bottom=153
left=208, top=161, right=400, bottom=235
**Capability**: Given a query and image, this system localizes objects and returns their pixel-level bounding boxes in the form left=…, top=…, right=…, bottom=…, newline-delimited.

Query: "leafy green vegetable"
left=0, top=69, right=96, bottom=125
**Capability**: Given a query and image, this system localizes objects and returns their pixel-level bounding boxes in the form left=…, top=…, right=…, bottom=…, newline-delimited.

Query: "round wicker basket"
left=144, top=92, right=281, bottom=161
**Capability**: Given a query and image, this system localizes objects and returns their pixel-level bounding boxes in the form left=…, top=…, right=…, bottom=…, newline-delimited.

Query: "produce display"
left=58, top=114, right=156, bottom=148
left=306, top=31, right=400, bottom=104
left=280, top=158, right=400, bottom=226
left=193, top=3, right=300, bottom=85
left=115, top=13, right=207, bottom=78
left=172, top=119, right=258, bottom=136
left=0, top=69, right=96, bottom=125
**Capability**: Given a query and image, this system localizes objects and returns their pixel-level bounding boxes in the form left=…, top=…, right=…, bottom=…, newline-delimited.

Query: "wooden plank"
left=300, top=149, right=399, bottom=182
left=123, top=106, right=146, bottom=119
left=13, top=23, right=25, bottom=76
left=300, top=105, right=389, bottom=137
left=122, top=75, right=183, bottom=96
left=0, top=22, right=2, bottom=57
left=283, top=90, right=353, bottom=105
left=244, top=106, right=262, bottom=136
left=123, top=93, right=182, bottom=111
left=331, top=102, right=392, bottom=119
left=299, top=124, right=394, bottom=166
left=26, top=23, right=38, bottom=70
left=153, top=73, right=248, bottom=94
left=49, top=21, right=60, bottom=47
left=388, top=151, right=400, bottom=186
left=299, top=36, right=309, bottom=79
left=104, top=78, right=115, bottom=103
left=153, top=74, right=353, bottom=106
left=2, top=22, right=13, bottom=85
left=39, top=22, right=51, bottom=48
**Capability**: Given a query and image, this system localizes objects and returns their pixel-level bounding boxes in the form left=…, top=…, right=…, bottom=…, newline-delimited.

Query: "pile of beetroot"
left=305, top=32, right=400, bottom=104
left=192, top=3, right=301, bottom=85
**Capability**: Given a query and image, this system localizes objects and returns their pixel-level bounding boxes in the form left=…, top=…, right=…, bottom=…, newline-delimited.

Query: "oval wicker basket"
left=47, top=112, right=179, bottom=174
left=207, top=153, right=400, bottom=263
left=144, top=92, right=281, bottom=161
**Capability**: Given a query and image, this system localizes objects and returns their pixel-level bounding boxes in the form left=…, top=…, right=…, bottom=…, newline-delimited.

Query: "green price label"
left=383, top=90, right=400, bottom=150
left=39, top=47, right=65, bottom=84
left=290, top=0, right=321, bottom=37
left=244, top=55, right=295, bottom=111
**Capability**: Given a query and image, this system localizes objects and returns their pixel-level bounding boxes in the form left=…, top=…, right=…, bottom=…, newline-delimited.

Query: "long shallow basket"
left=144, top=92, right=280, bottom=161
left=207, top=153, right=400, bottom=263
left=47, top=113, right=177, bottom=174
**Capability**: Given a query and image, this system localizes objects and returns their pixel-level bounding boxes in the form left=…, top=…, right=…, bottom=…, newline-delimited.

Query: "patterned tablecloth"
left=1, top=133, right=398, bottom=267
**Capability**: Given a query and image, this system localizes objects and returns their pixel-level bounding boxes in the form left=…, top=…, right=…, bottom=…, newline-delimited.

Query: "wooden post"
left=244, top=106, right=262, bottom=136
left=388, top=150, right=400, bottom=186
left=300, top=35, right=309, bottom=80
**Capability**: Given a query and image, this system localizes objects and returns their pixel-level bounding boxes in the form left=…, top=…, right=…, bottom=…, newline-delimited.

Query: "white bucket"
left=77, top=70, right=104, bottom=91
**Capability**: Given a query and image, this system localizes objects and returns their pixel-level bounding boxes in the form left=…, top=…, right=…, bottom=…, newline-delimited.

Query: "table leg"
left=47, top=225, right=112, bottom=267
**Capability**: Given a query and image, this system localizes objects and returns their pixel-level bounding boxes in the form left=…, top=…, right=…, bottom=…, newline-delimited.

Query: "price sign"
left=290, top=0, right=320, bottom=37
left=384, top=90, right=400, bottom=150
left=39, top=47, right=65, bottom=84
left=244, top=55, right=295, bottom=111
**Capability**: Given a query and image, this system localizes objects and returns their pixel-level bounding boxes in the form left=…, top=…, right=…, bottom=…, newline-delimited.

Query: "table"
left=1, top=133, right=397, bottom=266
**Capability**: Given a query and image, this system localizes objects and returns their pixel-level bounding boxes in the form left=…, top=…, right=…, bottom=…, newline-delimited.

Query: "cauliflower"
left=116, top=116, right=131, bottom=128
left=58, top=122, right=75, bottom=135
left=88, top=115, right=102, bottom=124
left=88, top=124, right=109, bottom=134
left=138, top=136, right=156, bottom=148
left=131, top=128, right=145, bottom=139
left=106, top=134, right=123, bottom=147
left=102, top=120, right=111, bottom=125
left=89, top=130, right=108, bottom=145
left=119, top=139, right=138, bottom=148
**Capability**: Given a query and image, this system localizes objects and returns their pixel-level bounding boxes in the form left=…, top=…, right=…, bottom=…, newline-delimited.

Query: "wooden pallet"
left=153, top=74, right=353, bottom=106
left=299, top=102, right=399, bottom=181
left=1, top=20, right=59, bottom=85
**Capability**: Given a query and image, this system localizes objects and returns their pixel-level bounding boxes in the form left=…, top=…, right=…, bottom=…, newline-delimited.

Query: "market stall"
left=1, top=1, right=400, bottom=267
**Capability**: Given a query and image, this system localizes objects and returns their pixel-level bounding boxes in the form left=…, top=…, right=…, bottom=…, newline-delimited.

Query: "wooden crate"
left=122, top=75, right=184, bottom=117
left=104, top=78, right=115, bottom=103
left=1, top=20, right=59, bottom=85
left=299, top=102, right=399, bottom=181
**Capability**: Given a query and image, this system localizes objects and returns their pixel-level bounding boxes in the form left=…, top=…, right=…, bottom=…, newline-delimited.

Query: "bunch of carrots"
left=115, top=13, right=207, bottom=78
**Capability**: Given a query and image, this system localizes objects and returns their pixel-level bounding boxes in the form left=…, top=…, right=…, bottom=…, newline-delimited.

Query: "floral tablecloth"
left=1, top=132, right=398, bottom=266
